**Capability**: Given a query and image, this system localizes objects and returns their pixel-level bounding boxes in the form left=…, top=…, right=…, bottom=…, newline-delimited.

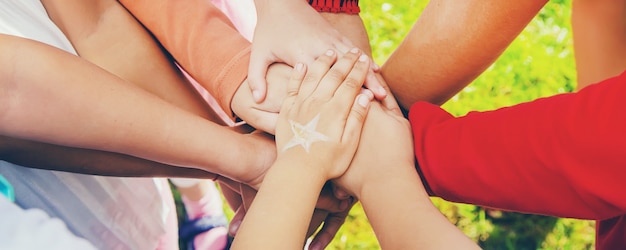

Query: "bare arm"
left=334, top=101, right=478, bottom=249
left=0, top=34, right=273, bottom=184
left=0, top=136, right=214, bottom=178
left=572, top=0, right=626, bottom=89
left=232, top=49, right=372, bottom=249
left=382, top=0, right=547, bottom=108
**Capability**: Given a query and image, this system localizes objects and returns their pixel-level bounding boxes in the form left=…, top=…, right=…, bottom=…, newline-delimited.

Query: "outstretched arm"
left=119, top=0, right=251, bottom=120
left=0, top=136, right=214, bottom=178
left=0, top=34, right=272, bottom=184
left=383, top=0, right=547, bottom=108
left=409, top=70, right=626, bottom=220
left=333, top=98, right=478, bottom=249
left=232, top=49, right=373, bottom=249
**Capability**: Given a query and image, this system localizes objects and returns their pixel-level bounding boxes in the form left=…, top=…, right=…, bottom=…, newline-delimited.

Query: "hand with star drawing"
left=230, top=48, right=374, bottom=249
left=275, top=47, right=374, bottom=179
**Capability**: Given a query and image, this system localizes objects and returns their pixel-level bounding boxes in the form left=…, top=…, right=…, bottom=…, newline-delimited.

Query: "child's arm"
left=334, top=100, right=479, bottom=249
left=232, top=49, right=373, bottom=249
left=118, top=0, right=251, bottom=120
left=409, top=70, right=626, bottom=220
left=383, top=0, right=547, bottom=108
left=0, top=135, right=214, bottom=178
left=0, top=34, right=271, bottom=184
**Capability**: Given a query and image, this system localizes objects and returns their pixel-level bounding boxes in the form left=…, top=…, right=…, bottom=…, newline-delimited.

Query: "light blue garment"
left=0, top=1, right=170, bottom=248
left=0, top=161, right=168, bottom=250
left=0, top=175, right=14, bottom=202
left=0, top=194, right=97, bottom=250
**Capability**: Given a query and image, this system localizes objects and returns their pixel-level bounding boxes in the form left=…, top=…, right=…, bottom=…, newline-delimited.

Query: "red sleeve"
left=119, top=0, right=250, bottom=119
left=409, top=70, right=626, bottom=220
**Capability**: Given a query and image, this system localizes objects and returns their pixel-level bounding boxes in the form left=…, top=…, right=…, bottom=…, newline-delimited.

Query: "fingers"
left=296, top=50, right=338, bottom=100
left=316, top=182, right=352, bottom=213
left=248, top=51, right=277, bottom=103
left=342, top=90, right=373, bottom=144
left=330, top=53, right=370, bottom=116
left=310, top=48, right=362, bottom=101
left=308, top=204, right=353, bottom=250
left=280, top=62, right=307, bottom=116
left=374, top=73, right=404, bottom=116
left=364, top=69, right=388, bottom=99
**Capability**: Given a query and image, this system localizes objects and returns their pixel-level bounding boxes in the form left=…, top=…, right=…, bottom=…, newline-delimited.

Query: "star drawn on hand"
left=282, top=115, right=329, bottom=153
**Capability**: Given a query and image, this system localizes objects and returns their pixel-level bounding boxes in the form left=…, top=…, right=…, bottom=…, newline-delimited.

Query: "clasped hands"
left=227, top=48, right=414, bottom=248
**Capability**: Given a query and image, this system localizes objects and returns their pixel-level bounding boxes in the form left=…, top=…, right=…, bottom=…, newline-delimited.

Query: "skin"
left=382, top=0, right=548, bottom=109
left=0, top=33, right=273, bottom=183
left=571, top=0, right=626, bottom=89
left=248, top=0, right=385, bottom=103
left=233, top=48, right=373, bottom=250
left=232, top=49, right=479, bottom=249
left=39, top=1, right=353, bottom=246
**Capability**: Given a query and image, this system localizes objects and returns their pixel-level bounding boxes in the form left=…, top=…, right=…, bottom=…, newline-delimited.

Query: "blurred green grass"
left=324, top=0, right=595, bottom=249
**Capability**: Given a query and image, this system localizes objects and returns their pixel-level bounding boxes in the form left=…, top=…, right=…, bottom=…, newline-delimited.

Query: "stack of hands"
left=226, top=47, right=428, bottom=249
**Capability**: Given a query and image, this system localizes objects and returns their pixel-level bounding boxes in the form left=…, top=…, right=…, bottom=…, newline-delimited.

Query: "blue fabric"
left=0, top=175, right=14, bottom=202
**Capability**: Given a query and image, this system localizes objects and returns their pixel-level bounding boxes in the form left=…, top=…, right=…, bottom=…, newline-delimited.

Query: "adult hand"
left=248, top=0, right=385, bottom=103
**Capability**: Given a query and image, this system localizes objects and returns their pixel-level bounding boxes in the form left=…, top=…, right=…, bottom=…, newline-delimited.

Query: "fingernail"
left=325, top=49, right=334, bottom=56
left=357, top=94, right=370, bottom=107
left=373, top=62, right=381, bottom=71
left=229, top=220, right=241, bottom=236
left=252, top=90, right=262, bottom=101
left=295, top=62, right=304, bottom=72
left=378, top=86, right=387, bottom=95
left=309, top=241, right=322, bottom=250
left=350, top=47, right=360, bottom=54
left=359, top=55, right=368, bottom=62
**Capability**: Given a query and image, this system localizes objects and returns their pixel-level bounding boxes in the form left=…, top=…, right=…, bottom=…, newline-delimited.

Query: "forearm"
left=42, top=0, right=222, bottom=123
left=359, top=165, right=477, bottom=249
left=0, top=35, right=264, bottom=182
left=0, top=136, right=214, bottom=178
left=410, top=70, right=626, bottom=220
left=572, top=0, right=626, bottom=89
left=119, top=0, right=251, bottom=118
left=383, top=0, right=547, bottom=108
left=232, top=157, right=327, bottom=249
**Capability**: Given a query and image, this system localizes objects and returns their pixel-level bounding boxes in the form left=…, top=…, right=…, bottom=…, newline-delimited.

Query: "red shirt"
left=409, top=70, right=626, bottom=249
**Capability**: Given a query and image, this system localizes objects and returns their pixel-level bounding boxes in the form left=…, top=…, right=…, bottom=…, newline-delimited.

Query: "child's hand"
left=248, top=0, right=385, bottom=103
left=232, top=63, right=291, bottom=134
left=275, top=48, right=373, bottom=180
left=333, top=101, right=416, bottom=198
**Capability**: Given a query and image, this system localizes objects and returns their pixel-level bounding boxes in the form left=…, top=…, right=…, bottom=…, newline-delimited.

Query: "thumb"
left=248, top=51, right=275, bottom=103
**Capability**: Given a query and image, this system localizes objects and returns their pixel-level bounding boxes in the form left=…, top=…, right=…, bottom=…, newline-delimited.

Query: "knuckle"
left=326, top=69, right=346, bottom=82
left=351, top=106, right=368, bottom=123
left=342, top=77, right=362, bottom=90
left=302, top=74, right=319, bottom=84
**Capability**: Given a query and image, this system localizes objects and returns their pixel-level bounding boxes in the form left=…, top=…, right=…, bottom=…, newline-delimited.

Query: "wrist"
left=308, top=0, right=360, bottom=14
left=354, top=160, right=419, bottom=199
left=271, top=155, right=328, bottom=186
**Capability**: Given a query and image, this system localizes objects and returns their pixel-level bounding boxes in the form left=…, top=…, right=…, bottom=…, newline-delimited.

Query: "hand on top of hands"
left=275, top=48, right=373, bottom=180
left=232, top=63, right=291, bottom=134
left=332, top=98, right=415, bottom=199
left=248, top=0, right=385, bottom=104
